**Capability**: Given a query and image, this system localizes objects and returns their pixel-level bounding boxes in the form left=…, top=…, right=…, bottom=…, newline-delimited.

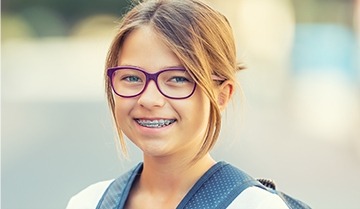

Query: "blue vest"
left=96, top=161, right=311, bottom=209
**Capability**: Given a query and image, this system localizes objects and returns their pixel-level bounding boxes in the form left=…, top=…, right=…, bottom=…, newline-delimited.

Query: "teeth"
left=136, top=119, right=176, bottom=128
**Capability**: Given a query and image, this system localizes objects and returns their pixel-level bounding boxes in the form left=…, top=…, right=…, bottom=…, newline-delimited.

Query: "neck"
left=139, top=154, right=216, bottom=195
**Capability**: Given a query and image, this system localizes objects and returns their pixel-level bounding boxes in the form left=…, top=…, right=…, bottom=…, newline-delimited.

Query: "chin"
left=138, top=142, right=174, bottom=157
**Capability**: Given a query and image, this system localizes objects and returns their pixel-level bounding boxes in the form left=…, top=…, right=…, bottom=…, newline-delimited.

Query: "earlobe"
left=217, top=81, right=234, bottom=111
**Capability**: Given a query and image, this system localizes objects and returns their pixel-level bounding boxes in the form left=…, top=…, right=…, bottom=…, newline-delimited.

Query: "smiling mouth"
left=135, top=119, right=177, bottom=128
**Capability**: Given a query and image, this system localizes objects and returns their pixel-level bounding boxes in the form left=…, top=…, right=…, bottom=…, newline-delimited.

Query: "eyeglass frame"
left=107, top=66, right=197, bottom=99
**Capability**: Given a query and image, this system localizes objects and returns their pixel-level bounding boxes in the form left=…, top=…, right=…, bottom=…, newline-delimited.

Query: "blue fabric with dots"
left=96, top=161, right=311, bottom=209
left=95, top=163, right=142, bottom=209
left=276, top=192, right=312, bottom=209
left=177, top=162, right=258, bottom=209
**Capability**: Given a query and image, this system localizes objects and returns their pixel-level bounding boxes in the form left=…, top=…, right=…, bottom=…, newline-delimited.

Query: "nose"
left=137, top=80, right=165, bottom=108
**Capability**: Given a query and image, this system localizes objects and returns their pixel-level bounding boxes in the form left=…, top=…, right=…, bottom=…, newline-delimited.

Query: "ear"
left=217, top=80, right=234, bottom=111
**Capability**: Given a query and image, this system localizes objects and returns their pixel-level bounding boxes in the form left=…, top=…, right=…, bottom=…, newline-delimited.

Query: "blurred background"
left=2, top=0, right=360, bottom=208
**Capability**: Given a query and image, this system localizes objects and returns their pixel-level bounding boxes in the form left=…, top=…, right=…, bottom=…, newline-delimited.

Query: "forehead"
left=118, top=26, right=182, bottom=72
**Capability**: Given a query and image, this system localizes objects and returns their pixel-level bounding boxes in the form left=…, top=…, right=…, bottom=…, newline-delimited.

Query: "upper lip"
left=135, top=118, right=174, bottom=120
left=134, top=116, right=176, bottom=120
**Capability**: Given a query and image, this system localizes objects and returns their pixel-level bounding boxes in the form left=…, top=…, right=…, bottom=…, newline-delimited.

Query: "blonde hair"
left=105, top=0, right=243, bottom=160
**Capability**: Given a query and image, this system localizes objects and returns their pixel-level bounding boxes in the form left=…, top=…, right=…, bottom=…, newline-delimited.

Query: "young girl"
left=67, top=0, right=311, bottom=208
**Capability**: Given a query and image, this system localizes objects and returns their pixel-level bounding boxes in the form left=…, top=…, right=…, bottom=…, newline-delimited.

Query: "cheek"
left=113, top=97, right=134, bottom=124
left=195, top=90, right=211, bottom=116
left=184, top=90, right=212, bottom=128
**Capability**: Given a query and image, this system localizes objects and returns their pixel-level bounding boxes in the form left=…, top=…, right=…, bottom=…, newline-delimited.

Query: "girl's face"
left=113, top=26, right=211, bottom=160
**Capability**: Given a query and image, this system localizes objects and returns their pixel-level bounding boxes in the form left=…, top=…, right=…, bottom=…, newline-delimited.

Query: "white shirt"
left=66, top=180, right=289, bottom=209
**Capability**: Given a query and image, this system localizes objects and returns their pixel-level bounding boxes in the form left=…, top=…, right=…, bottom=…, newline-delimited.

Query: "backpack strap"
left=96, top=163, right=142, bottom=209
left=257, top=179, right=312, bottom=209
left=177, top=161, right=261, bottom=209
left=274, top=191, right=312, bottom=209
left=177, top=162, right=312, bottom=209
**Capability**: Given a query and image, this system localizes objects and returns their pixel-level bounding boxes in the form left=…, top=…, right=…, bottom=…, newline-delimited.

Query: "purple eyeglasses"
left=107, top=66, right=197, bottom=99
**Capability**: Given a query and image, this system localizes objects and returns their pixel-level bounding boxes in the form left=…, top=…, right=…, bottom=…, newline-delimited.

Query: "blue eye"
left=170, top=77, right=190, bottom=83
left=124, top=76, right=142, bottom=82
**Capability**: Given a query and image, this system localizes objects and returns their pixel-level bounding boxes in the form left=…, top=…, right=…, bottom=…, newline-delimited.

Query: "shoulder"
left=66, top=163, right=143, bottom=209
left=66, top=180, right=114, bottom=209
left=227, top=186, right=290, bottom=209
